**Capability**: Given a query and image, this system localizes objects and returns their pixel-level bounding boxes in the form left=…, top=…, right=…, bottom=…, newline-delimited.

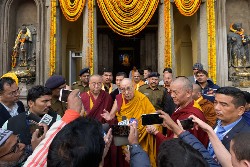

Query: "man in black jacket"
left=4, top=85, right=60, bottom=145
left=0, top=77, right=25, bottom=127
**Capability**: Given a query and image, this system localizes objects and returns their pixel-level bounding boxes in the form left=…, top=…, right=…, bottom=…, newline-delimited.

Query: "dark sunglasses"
left=0, top=135, right=20, bottom=159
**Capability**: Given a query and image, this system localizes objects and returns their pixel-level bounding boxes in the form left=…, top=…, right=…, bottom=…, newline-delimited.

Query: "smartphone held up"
left=141, top=113, right=163, bottom=125
left=180, top=118, right=194, bottom=130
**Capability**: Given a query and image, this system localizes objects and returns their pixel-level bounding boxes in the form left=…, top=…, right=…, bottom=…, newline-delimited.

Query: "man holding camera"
left=2, top=85, right=61, bottom=145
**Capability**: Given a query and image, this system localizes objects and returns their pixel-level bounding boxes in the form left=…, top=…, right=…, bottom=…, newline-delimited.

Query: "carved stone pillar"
left=198, top=2, right=208, bottom=70
left=157, top=1, right=165, bottom=76
left=216, top=0, right=228, bottom=86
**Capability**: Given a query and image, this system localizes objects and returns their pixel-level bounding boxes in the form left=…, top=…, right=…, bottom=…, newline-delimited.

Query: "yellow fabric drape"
left=116, top=91, right=157, bottom=167
left=207, top=0, right=216, bottom=83
left=164, top=0, right=172, bottom=68
left=97, top=0, right=159, bottom=37
left=174, top=0, right=201, bottom=16
left=59, top=0, right=85, bottom=22
left=50, top=0, right=57, bottom=76
left=87, top=91, right=94, bottom=109
left=101, top=84, right=113, bottom=94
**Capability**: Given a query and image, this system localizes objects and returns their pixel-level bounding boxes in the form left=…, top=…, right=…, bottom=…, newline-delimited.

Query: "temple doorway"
left=113, top=37, right=140, bottom=76
left=173, top=5, right=197, bottom=77
left=97, top=7, right=158, bottom=76
left=60, top=11, right=83, bottom=84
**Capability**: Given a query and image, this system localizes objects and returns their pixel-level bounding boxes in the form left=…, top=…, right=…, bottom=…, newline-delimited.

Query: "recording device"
left=180, top=118, right=194, bottom=130
left=27, top=112, right=41, bottom=123
left=141, top=113, right=163, bottom=125
left=59, top=89, right=72, bottom=102
left=112, top=125, right=130, bottom=146
left=112, top=125, right=130, bottom=136
left=28, top=120, right=44, bottom=137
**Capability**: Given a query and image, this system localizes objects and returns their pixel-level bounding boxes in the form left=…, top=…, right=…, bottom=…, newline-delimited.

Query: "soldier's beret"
left=45, top=75, right=66, bottom=89
left=148, top=72, right=160, bottom=78
left=79, top=68, right=90, bottom=76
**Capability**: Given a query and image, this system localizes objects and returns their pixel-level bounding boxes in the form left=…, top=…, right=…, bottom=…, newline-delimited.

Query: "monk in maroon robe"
left=147, top=77, right=209, bottom=152
left=80, top=75, right=113, bottom=123
left=80, top=74, right=115, bottom=167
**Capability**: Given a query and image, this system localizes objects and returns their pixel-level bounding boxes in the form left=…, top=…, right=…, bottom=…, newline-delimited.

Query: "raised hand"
left=101, top=109, right=111, bottom=121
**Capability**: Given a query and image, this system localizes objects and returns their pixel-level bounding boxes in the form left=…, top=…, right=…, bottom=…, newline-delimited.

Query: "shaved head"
left=172, top=77, right=193, bottom=92
left=192, top=84, right=202, bottom=100
left=120, top=78, right=134, bottom=101
left=89, top=75, right=102, bottom=95
left=193, top=84, right=202, bottom=93
left=89, top=75, right=102, bottom=82
left=120, top=78, right=133, bottom=87
left=170, top=77, right=193, bottom=107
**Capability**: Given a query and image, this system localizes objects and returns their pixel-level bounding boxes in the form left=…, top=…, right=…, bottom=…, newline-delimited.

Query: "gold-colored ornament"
left=207, top=0, right=216, bottom=83
left=50, top=0, right=57, bottom=76
left=59, top=0, right=86, bottom=22
left=88, top=0, right=94, bottom=74
left=174, top=0, right=201, bottom=16
left=97, top=0, right=159, bottom=37
left=164, top=0, right=172, bottom=68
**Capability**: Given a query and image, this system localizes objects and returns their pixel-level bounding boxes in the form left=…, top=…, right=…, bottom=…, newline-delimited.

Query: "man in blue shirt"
left=207, top=87, right=250, bottom=159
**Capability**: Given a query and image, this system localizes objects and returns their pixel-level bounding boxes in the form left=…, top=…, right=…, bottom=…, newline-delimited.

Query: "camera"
left=111, top=125, right=130, bottom=146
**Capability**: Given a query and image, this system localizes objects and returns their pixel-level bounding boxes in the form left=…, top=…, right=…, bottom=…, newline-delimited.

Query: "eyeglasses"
left=5, top=88, right=20, bottom=96
left=120, top=86, right=133, bottom=93
left=193, top=68, right=199, bottom=70
left=89, top=82, right=102, bottom=87
left=0, top=135, right=20, bottom=159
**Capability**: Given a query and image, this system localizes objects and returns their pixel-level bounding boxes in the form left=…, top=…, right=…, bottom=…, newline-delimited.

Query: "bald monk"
left=147, top=77, right=209, bottom=149
left=101, top=78, right=158, bottom=167
left=80, top=75, right=113, bottom=123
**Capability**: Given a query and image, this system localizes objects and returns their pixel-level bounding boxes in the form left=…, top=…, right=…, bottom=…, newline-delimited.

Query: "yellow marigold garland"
left=207, top=0, right=216, bottom=83
left=88, top=0, right=94, bottom=74
left=174, top=0, right=201, bottom=16
left=59, top=0, right=85, bottom=22
left=97, top=0, right=159, bottom=37
left=164, top=0, right=172, bottom=68
left=50, top=0, right=57, bottom=76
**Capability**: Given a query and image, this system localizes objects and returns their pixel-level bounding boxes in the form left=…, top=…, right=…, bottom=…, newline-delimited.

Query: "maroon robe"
left=156, top=100, right=209, bottom=150
left=80, top=90, right=113, bottom=123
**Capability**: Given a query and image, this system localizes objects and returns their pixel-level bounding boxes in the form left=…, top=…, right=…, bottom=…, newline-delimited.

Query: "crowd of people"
left=0, top=63, right=250, bottom=167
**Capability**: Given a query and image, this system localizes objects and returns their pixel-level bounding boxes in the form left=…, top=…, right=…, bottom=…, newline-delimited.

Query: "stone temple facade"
left=0, top=0, right=249, bottom=91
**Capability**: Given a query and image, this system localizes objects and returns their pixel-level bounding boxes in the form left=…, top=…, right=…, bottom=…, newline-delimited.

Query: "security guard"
left=138, top=72, right=165, bottom=110
left=45, top=75, right=67, bottom=117
left=72, top=68, right=90, bottom=93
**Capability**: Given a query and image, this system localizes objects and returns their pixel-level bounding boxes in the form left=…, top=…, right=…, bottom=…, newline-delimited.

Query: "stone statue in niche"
left=10, top=24, right=37, bottom=84
left=227, top=23, right=250, bottom=87
left=227, top=23, right=250, bottom=68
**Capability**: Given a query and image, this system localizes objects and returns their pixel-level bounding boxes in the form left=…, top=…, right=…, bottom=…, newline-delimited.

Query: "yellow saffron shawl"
left=116, top=91, right=157, bottom=167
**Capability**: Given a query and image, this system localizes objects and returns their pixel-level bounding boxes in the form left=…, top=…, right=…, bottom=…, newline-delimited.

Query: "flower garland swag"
left=50, top=0, right=57, bottom=76
left=174, top=0, right=201, bottom=16
left=164, top=0, right=172, bottom=68
left=97, top=0, right=159, bottom=37
left=88, top=0, right=94, bottom=74
left=59, top=0, right=85, bottom=22
left=207, top=0, right=216, bottom=83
